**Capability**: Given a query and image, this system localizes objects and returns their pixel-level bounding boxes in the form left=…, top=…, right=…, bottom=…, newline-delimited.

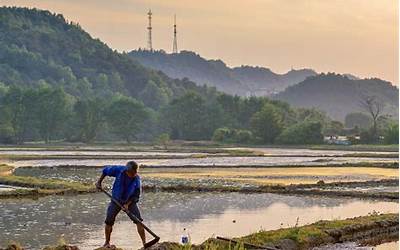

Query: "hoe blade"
left=143, top=237, right=160, bottom=249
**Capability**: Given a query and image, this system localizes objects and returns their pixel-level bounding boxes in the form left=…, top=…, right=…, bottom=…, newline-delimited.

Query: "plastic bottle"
left=181, top=228, right=190, bottom=245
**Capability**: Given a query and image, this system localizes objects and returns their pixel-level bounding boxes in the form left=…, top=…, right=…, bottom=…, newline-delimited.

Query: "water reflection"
left=0, top=192, right=397, bottom=250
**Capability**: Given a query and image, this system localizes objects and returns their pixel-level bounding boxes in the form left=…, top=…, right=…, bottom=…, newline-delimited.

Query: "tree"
left=276, top=121, right=323, bottom=145
left=250, top=103, right=284, bottom=144
left=238, top=96, right=269, bottom=128
left=376, top=115, right=395, bottom=135
left=359, top=95, right=384, bottom=142
left=34, top=87, right=70, bottom=143
left=384, top=123, right=399, bottom=144
left=344, top=112, right=372, bottom=130
left=163, top=92, right=209, bottom=140
left=71, top=98, right=105, bottom=142
left=106, top=96, right=149, bottom=143
left=323, top=120, right=344, bottom=136
left=138, top=80, right=169, bottom=110
left=216, top=94, right=241, bottom=127
left=1, top=86, right=36, bottom=144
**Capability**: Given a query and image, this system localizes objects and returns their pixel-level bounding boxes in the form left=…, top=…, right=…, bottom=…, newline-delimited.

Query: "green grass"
left=236, top=213, right=398, bottom=249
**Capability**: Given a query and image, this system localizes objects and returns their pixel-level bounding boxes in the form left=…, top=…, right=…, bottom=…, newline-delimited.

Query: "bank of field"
left=142, top=167, right=399, bottom=185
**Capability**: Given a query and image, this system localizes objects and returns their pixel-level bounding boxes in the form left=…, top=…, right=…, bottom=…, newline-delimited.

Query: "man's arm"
left=96, top=173, right=106, bottom=190
left=124, top=178, right=141, bottom=209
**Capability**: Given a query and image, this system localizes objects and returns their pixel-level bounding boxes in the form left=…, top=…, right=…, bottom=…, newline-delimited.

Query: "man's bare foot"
left=102, top=243, right=111, bottom=248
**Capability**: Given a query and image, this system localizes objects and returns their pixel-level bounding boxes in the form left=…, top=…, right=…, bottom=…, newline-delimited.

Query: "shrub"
left=346, top=136, right=360, bottom=145
left=235, top=129, right=253, bottom=143
left=212, top=127, right=253, bottom=143
left=155, top=133, right=170, bottom=149
left=212, top=127, right=231, bottom=142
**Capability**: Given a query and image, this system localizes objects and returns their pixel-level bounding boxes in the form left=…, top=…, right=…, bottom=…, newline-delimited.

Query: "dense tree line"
left=0, top=85, right=397, bottom=145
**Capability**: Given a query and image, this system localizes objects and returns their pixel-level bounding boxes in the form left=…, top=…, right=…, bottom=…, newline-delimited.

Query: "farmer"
left=96, top=161, right=145, bottom=248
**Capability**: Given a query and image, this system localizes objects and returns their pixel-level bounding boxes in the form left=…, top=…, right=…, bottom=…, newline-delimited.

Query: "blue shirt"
left=102, top=165, right=141, bottom=204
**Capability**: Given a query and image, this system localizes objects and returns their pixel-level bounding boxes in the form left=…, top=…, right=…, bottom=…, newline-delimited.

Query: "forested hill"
left=129, top=50, right=317, bottom=96
left=274, top=73, right=399, bottom=121
left=0, top=7, right=214, bottom=109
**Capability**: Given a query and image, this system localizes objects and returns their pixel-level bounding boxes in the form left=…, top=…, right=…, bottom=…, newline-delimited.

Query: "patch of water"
left=10, top=156, right=397, bottom=168
left=313, top=241, right=399, bottom=250
left=226, top=147, right=398, bottom=157
left=0, top=150, right=194, bottom=156
left=0, top=192, right=397, bottom=250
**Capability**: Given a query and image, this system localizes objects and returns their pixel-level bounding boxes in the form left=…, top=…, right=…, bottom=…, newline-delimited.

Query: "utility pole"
left=147, top=9, right=153, bottom=51
left=173, top=14, right=178, bottom=53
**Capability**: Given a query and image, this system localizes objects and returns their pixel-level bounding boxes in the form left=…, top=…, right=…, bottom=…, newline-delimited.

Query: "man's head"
left=126, top=160, right=139, bottom=175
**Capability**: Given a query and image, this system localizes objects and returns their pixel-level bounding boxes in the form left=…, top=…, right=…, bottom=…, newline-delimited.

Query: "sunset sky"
left=2, top=0, right=398, bottom=84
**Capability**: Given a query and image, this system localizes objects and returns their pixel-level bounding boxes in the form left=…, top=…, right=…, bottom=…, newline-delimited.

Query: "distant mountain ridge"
left=273, top=73, right=399, bottom=121
left=129, top=50, right=317, bottom=96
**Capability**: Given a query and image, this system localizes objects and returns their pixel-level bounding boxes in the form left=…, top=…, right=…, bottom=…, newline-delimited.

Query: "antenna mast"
left=173, top=14, right=178, bottom=53
left=147, top=9, right=153, bottom=51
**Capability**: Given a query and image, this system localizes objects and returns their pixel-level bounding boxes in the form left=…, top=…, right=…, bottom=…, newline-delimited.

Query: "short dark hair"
left=126, top=161, right=139, bottom=172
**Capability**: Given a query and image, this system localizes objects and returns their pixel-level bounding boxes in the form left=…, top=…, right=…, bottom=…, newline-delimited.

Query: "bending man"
left=96, top=161, right=145, bottom=248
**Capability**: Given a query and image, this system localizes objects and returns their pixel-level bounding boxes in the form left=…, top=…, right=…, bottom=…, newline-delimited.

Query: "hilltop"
left=0, top=7, right=214, bottom=108
left=129, top=50, right=317, bottom=96
left=274, top=73, right=399, bottom=121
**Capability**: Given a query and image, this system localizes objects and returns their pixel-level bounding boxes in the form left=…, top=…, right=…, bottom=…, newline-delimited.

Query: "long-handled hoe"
left=101, top=189, right=160, bottom=249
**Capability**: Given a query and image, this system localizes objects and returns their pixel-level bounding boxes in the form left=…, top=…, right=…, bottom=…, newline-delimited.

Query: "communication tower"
left=147, top=9, right=153, bottom=51
left=173, top=14, right=178, bottom=53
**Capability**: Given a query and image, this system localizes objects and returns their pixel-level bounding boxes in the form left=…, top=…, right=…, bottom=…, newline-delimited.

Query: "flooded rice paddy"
left=1, top=147, right=399, bottom=249
left=0, top=150, right=195, bottom=156
left=3, top=146, right=397, bottom=168
left=14, top=166, right=399, bottom=186
left=9, top=156, right=397, bottom=169
left=225, top=147, right=398, bottom=157
left=0, top=192, right=398, bottom=250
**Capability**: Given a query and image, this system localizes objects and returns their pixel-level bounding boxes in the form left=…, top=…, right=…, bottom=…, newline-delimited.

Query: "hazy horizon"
left=2, top=0, right=398, bottom=84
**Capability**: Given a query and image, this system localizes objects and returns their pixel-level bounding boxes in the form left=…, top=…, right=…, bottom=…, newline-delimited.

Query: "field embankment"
left=0, top=164, right=95, bottom=198
left=148, top=213, right=399, bottom=250
left=1, top=213, right=397, bottom=250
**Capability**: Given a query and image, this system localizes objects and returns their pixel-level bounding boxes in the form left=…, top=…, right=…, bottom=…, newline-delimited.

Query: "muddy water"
left=0, top=150, right=194, bottom=156
left=0, top=192, right=397, bottom=250
left=10, top=156, right=397, bottom=168
left=313, top=242, right=399, bottom=249
left=2, top=147, right=397, bottom=157
left=225, top=147, right=398, bottom=156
